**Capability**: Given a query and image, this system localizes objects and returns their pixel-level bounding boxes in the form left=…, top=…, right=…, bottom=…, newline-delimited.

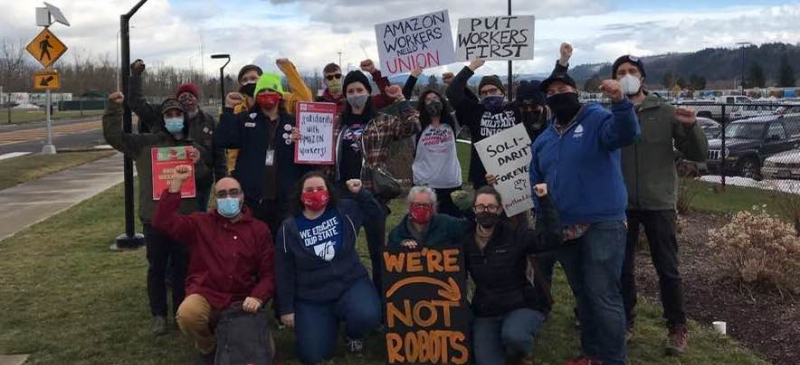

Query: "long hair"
left=417, top=89, right=456, bottom=131
left=292, top=171, right=340, bottom=214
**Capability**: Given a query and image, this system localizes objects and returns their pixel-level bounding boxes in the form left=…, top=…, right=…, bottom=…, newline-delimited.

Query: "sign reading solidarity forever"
left=382, top=245, right=470, bottom=364
left=26, top=28, right=68, bottom=68
left=456, top=16, right=535, bottom=61
left=151, top=146, right=197, bottom=200
left=295, top=102, right=337, bottom=165
left=474, top=123, right=534, bottom=217
left=375, top=10, right=456, bottom=76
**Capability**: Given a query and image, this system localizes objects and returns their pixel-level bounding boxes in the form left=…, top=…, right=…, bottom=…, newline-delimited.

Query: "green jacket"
left=102, top=102, right=210, bottom=224
left=388, top=214, right=467, bottom=248
left=621, top=93, right=709, bottom=211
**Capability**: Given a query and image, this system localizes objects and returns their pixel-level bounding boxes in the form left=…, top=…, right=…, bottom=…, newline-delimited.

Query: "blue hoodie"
left=530, top=101, right=640, bottom=225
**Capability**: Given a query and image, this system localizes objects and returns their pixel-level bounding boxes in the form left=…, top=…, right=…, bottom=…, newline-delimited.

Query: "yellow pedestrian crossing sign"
left=26, top=28, right=67, bottom=68
left=33, top=70, right=60, bottom=90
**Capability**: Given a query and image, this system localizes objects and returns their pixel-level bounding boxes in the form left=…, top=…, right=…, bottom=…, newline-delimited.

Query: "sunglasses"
left=215, top=189, right=242, bottom=199
left=325, top=74, right=343, bottom=81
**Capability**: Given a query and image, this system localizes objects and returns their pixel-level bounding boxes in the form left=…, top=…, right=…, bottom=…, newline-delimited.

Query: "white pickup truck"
left=678, top=96, right=753, bottom=121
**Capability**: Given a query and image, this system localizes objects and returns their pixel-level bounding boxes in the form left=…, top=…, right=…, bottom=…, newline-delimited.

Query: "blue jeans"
left=557, top=221, right=628, bottom=365
left=294, top=277, right=381, bottom=364
left=472, top=308, right=546, bottom=365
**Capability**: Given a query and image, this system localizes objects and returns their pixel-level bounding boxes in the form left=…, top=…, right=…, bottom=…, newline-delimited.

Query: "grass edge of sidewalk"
left=0, top=150, right=116, bottom=191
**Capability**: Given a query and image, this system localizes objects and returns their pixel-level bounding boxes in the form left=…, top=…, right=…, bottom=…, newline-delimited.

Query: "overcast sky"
left=2, top=0, right=799, bottom=78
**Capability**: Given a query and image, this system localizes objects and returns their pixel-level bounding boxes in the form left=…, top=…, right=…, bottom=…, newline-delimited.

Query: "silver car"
left=763, top=150, right=800, bottom=180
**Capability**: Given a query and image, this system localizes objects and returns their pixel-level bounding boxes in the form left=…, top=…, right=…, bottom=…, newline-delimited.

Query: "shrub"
left=676, top=177, right=701, bottom=215
left=707, top=206, right=800, bottom=295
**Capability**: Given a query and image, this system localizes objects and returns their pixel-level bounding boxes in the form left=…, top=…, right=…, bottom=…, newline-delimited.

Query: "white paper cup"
left=713, top=321, right=727, bottom=335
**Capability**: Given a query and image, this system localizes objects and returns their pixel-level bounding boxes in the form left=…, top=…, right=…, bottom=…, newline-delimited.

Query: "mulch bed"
left=633, top=212, right=799, bottom=365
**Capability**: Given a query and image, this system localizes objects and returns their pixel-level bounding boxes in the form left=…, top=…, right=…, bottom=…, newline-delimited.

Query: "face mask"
left=239, top=83, right=257, bottom=98
left=164, top=117, right=184, bottom=134
left=476, top=212, right=501, bottom=228
left=619, top=75, right=642, bottom=96
left=424, top=99, right=443, bottom=117
left=409, top=204, right=434, bottom=225
left=301, top=190, right=330, bottom=212
left=347, top=94, right=369, bottom=110
left=257, top=92, right=281, bottom=110
left=521, top=110, right=544, bottom=130
left=217, top=197, right=242, bottom=219
left=546, top=92, right=581, bottom=126
left=328, top=79, right=343, bottom=94
left=480, top=95, right=505, bottom=112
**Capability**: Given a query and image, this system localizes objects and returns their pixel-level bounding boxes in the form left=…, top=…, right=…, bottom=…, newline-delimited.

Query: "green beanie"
left=253, top=73, right=285, bottom=98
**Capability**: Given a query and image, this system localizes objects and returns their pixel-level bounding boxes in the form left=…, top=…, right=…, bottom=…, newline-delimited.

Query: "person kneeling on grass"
left=152, top=165, right=275, bottom=365
left=275, top=172, right=384, bottom=365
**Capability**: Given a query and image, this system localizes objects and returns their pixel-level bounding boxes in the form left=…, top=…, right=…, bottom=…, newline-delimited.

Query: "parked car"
left=762, top=150, right=800, bottom=180
left=681, top=96, right=752, bottom=120
left=730, top=103, right=779, bottom=121
left=696, top=117, right=721, bottom=139
left=706, top=113, right=800, bottom=179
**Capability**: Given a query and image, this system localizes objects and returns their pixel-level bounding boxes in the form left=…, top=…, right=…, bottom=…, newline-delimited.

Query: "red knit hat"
left=176, top=83, right=200, bottom=99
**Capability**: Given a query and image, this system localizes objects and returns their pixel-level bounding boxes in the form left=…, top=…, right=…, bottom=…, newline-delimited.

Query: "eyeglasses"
left=325, top=73, right=343, bottom=81
left=410, top=202, right=434, bottom=209
left=473, top=204, right=501, bottom=213
left=215, top=189, right=242, bottom=199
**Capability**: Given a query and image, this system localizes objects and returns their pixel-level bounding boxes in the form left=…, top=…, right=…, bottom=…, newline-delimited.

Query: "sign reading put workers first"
left=382, top=245, right=471, bottom=364
left=456, top=16, right=535, bottom=61
left=26, top=28, right=68, bottom=68
left=474, top=123, right=534, bottom=217
left=375, top=10, right=456, bottom=76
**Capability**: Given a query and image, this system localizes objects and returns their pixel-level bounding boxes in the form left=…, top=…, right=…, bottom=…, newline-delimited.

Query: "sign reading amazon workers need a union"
left=375, top=10, right=456, bottom=76
left=382, top=245, right=470, bottom=364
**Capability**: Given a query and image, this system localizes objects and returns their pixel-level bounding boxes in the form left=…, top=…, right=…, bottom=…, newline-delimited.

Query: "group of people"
left=102, top=42, right=708, bottom=365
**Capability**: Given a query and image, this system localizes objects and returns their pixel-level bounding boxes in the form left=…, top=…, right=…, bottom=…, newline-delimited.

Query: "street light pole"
left=112, top=0, right=149, bottom=251
left=211, top=54, right=230, bottom=106
left=507, top=0, right=513, bottom=102
left=736, top=42, right=752, bottom=96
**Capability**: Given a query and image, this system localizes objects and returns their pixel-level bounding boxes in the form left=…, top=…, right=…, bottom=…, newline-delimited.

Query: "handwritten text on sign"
left=375, top=10, right=456, bottom=76
left=150, top=146, right=196, bottom=200
left=456, top=16, right=535, bottom=61
left=295, top=102, right=337, bottom=165
left=474, top=123, right=534, bottom=217
left=382, top=246, right=470, bottom=364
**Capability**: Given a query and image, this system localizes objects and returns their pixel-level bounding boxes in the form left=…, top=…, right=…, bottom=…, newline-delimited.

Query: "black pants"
left=365, top=199, right=388, bottom=295
left=622, top=210, right=686, bottom=328
left=434, top=187, right=464, bottom=218
left=245, top=198, right=286, bottom=238
left=144, top=224, right=187, bottom=318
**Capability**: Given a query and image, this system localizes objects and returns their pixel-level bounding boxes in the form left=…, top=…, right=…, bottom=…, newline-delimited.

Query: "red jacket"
left=153, top=190, right=275, bottom=310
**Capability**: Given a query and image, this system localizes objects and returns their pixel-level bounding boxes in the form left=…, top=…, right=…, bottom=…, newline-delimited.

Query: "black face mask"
left=521, top=110, right=544, bottom=130
left=239, top=83, right=256, bottom=98
left=424, top=100, right=443, bottom=117
left=476, top=212, right=501, bottom=228
left=546, top=92, right=581, bottom=125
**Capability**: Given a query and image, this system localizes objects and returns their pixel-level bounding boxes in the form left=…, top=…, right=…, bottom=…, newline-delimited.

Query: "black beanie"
left=343, top=70, right=372, bottom=94
left=478, top=75, right=506, bottom=95
left=237, top=64, right=263, bottom=83
left=516, top=80, right=545, bottom=106
left=611, top=55, right=646, bottom=79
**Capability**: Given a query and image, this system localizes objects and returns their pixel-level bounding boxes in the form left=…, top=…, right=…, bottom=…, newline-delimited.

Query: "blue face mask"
left=480, top=95, right=505, bottom=112
left=164, top=117, right=184, bottom=134
left=217, top=197, right=241, bottom=218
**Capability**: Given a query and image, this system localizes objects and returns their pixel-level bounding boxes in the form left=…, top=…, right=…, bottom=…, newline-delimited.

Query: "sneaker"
left=346, top=337, right=364, bottom=356
left=151, top=316, right=168, bottom=336
left=564, top=356, right=602, bottom=365
left=666, top=324, right=689, bottom=356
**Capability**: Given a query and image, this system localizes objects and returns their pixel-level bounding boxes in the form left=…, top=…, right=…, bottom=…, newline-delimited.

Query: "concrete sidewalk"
left=0, top=153, right=125, bottom=242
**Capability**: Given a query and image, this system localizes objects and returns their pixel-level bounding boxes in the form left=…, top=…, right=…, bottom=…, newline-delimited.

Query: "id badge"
left=265, top=149, right=275, bottom=166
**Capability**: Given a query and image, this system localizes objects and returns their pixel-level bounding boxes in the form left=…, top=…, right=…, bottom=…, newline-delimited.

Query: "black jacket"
left=464, top=196, right=562, bottom=317
left=214, top=107, right=315, bottom=204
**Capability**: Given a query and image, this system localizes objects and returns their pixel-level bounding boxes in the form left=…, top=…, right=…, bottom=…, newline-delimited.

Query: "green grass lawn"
left=0, top=181, right=772, bottom=365
left=0, top=109, right=104, bottom=124
left=0, top=150, right=116, bottom=190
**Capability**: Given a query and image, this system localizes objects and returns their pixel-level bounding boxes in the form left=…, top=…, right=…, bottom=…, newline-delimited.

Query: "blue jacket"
left=530, top=101, right=640, bottom=225
left=274, top=190, right=384, bottom=315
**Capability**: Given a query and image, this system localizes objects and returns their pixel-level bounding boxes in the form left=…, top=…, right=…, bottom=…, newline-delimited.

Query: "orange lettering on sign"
left=407, top=251, right=422, bottom=272
left=443, top=249, right=459, bottom=272
left=386, top=300, right=413, bottom=328
left=386, top=333, right=404, bottom=363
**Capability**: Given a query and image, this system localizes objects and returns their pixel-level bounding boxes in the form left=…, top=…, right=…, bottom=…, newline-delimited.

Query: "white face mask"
left=619, top=74, right=642, bottom=96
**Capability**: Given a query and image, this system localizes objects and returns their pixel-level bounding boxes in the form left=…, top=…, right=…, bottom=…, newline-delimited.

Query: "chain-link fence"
left=674, top=101, right=800, bottom=194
